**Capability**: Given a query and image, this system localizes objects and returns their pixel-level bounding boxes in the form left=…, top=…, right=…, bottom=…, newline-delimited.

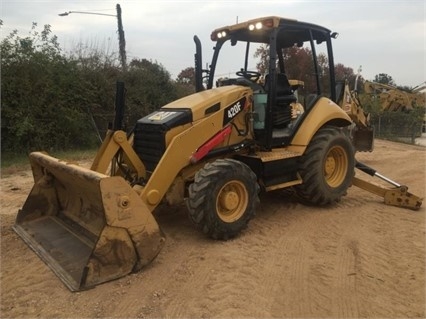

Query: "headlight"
left=248, top=21, right=264, bottom=31
left=217, top=31, right=227, bottom=39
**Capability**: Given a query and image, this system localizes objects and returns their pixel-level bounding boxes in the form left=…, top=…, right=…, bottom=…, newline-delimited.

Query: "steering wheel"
left=236, top=69, right=261, bottom=83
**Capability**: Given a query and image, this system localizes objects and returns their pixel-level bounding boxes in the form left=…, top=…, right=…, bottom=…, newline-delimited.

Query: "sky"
left=1, top=0, right=425, bottom=88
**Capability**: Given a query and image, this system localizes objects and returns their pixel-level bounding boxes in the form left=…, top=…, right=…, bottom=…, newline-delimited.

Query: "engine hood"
left=162, top=85, right=252, bottom=122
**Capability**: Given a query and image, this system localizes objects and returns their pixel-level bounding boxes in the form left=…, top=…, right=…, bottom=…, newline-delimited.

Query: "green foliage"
left=1, top=23, right=184, bottom=156
left=374, top=73, right=395, bottom=86
left=360, top=89, right=424, bottom=143
left=1, top=23, right=97, bottom=153
left=370, top=107, right=423, bottom=142
left=253, top=44, right=269, bottom=75
left=358, top=93, right=382, bottom=114
left=124, top=58, right=179, bottom=126
left=175, top=67, right=196, bottom=97
left=2, top=21, right=421, bottom=158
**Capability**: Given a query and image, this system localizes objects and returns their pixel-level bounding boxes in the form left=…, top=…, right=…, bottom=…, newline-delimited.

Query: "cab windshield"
left=207, top=17, right=336, bottom=104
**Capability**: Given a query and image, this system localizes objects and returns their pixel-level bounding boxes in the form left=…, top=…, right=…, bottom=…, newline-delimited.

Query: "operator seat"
left=265, top=73, right=297, bottom=127
left=265, top=73, right=297, bottom=104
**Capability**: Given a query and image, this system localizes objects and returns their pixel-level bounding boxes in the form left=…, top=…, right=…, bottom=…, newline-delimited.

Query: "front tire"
left=295, top=126, right=355, bottom=205
left=187, top=159, right=259, bottom=240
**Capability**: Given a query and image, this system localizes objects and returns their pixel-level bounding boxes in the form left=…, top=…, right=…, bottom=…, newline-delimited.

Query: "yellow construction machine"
left=336, top=71, right=374, bottom=152
left=14, top=16, right=423, bottom=291
left=364, top=80, right=426, bottom=112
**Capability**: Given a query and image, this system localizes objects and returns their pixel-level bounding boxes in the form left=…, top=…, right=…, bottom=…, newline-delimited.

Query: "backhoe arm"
left=353, top=161, right=422, bottom=210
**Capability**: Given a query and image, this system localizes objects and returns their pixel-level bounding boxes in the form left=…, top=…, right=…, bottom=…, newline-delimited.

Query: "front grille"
left=133, top=123, right=166, bottom=174
left=133, top=108, right=193, bottom=175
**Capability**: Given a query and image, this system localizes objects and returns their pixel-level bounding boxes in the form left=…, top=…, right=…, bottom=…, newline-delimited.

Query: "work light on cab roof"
left=211, top=17, right=277, bottom=41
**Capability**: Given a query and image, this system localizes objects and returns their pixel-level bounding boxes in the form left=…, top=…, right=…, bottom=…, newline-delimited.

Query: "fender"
left=291, top=97, right=352, bottom=147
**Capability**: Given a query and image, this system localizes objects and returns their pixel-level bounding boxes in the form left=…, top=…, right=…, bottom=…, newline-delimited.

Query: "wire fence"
left=370, top=110, right=424, bottom=144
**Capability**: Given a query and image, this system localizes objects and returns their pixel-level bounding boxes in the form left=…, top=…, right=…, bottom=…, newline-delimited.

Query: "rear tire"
left=295, top=126, right=354, bottom=205
left=187, top=159, right=259, bottom=240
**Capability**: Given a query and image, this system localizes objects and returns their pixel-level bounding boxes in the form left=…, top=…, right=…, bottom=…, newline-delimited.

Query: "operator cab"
left=194, top=16, right=338, bottom=149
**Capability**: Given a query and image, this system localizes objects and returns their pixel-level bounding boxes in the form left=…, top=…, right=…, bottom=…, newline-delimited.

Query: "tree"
left=254, top=45, right=355, bottom=97
left=335, top=63, right=355, bottom=82
left=123, top=58, right=178, bottom=125
left=1, top=22, right=191, bottom=155
left=176, top=67, right=195, bottom=85
left=281, top=46, right=333, bottom=95
left=175, top=67, right=196, bottom=97
left=1, top=23, right=97, bottom=153
left=283, top=46, right=315, bottom=81
left=254, top=45, right=317, bottom=88
left=334, top=63, right=358, bottom=91
left=374, top=73, right=395, bottom=86
left=281, top=46, right=319, bottom=94
left=253, top=44, right=269, bottom=75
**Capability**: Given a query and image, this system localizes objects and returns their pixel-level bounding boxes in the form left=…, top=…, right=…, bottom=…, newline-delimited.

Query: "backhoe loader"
left=14, top=16, right=422, bottom=291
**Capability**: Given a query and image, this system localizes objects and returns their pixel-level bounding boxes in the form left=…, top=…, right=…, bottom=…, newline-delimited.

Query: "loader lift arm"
left=353, top=161, right=422, bottom=210
left=336, top=79, right=374, bottom=152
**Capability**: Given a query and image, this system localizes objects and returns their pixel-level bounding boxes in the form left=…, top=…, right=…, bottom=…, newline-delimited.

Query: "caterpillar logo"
left=223, top=97, right=246, bottom=125
left=148, top=111, right=176, bottom=121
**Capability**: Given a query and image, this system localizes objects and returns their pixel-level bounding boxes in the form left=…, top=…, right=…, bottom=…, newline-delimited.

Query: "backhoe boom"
left=353, top=161, right=422, bottom=210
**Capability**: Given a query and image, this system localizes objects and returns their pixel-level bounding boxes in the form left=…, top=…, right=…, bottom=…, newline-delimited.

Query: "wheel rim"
left=216, top=180, right=248, bottom=223
left=324, top=145, right=348, bottom=188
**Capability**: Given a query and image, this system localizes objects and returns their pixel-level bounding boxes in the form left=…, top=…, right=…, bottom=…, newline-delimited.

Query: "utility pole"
left=59, top=3, right=127, bottom=71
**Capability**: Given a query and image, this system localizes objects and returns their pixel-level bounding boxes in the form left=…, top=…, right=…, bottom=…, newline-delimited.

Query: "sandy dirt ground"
left=1, top=139, right=425, bottom=318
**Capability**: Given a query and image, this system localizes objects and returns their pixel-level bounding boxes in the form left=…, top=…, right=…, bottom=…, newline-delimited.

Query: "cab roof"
left=211, top=16, right=332, bottom=48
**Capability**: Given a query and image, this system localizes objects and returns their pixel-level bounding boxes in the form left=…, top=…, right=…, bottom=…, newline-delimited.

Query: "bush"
left=1, top=23, right=183, bottom=155
left=1, top=23, right=98, bottom=153
left=370, top=107, right=423, bottom=143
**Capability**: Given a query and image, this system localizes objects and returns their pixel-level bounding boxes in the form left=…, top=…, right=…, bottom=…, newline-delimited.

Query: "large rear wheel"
left=187, top=159, right=259, bottom=240
left=295, top=126, right=355, bottom=205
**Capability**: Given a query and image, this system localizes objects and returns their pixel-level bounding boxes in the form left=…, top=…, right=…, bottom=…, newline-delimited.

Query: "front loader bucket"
left=13, top=152, right=165, bottom=291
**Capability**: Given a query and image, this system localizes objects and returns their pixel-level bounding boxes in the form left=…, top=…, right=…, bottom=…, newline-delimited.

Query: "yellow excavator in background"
left=364, top=81, right=425, bottom=112
left=14, top=16, right=423, bottom=292
left=364, top=80, right=426, bottom=136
